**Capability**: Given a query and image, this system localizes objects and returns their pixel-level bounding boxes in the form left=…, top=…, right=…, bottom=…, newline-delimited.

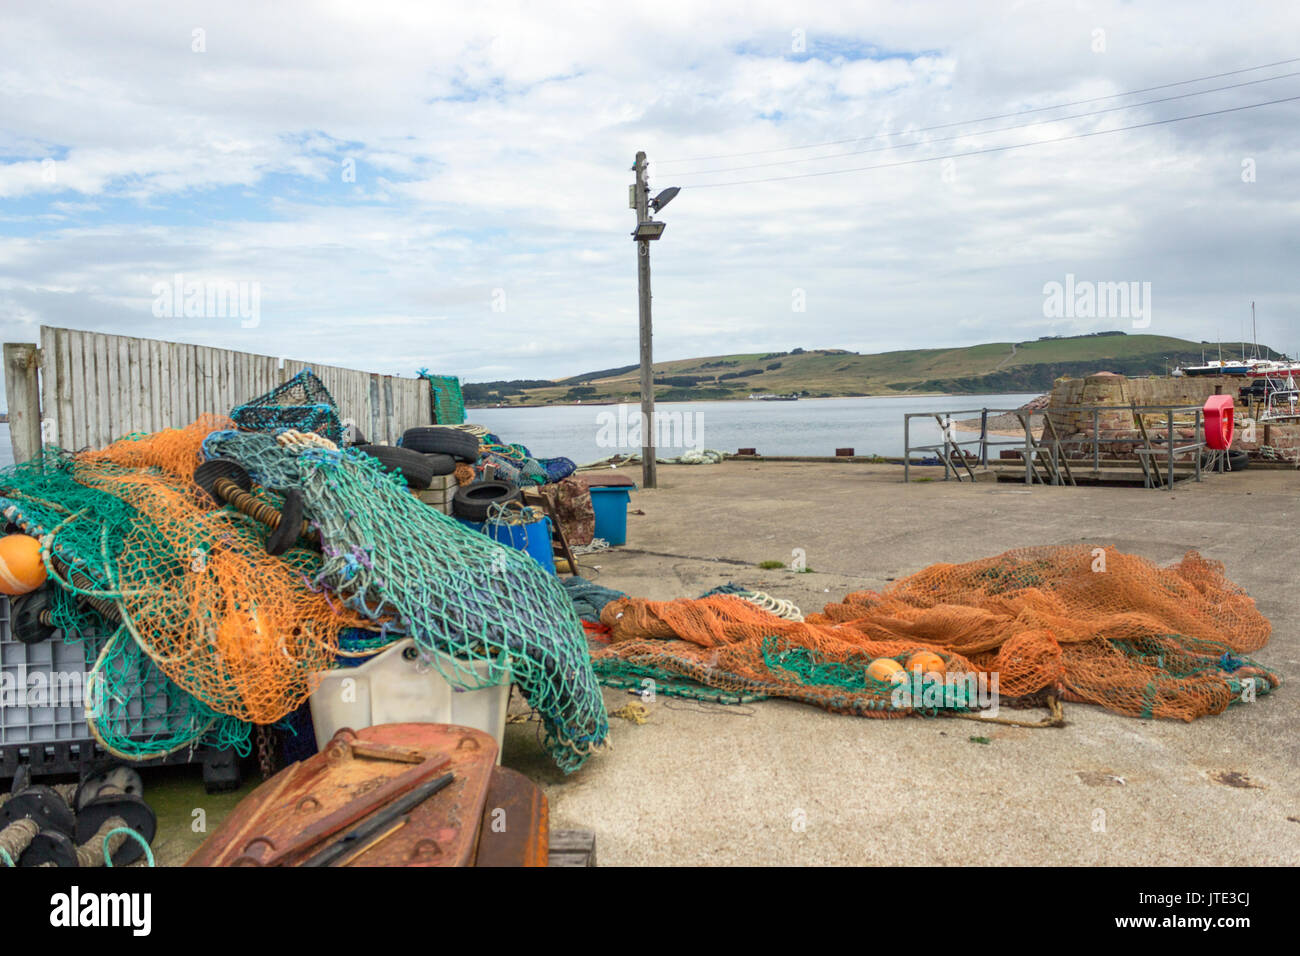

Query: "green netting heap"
left=562, top=576, right=770, bottom=703
left=417, top=369, right=466, bottom=425
left=203, top=430, right=608, bottom=772
left=0, top=451, right=251, bottom=759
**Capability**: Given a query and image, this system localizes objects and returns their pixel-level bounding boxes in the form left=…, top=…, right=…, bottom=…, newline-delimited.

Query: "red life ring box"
left=1203, top=395, right=1234, bottom=450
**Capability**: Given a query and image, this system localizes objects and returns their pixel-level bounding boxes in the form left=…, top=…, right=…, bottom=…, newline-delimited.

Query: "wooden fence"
left=3, top=327, right=432, bottom=462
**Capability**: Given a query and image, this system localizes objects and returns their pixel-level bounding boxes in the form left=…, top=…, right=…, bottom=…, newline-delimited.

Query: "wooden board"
left=186, top=724, right=500, bottom=868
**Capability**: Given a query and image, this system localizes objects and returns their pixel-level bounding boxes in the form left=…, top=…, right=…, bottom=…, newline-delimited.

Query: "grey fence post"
left=903, top=415, right=910, bottom=483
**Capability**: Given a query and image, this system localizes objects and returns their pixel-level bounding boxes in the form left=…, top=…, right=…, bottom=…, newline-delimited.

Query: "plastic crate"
left=0, top=596, right=224, bottom=782
left=0, top=599, right=91, bottom=747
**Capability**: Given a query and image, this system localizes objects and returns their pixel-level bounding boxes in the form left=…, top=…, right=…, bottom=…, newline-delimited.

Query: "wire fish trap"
left=231, top=369, right=343, bottom=445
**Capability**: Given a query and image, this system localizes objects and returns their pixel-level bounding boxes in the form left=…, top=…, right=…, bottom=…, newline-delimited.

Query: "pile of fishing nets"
left=0, top=415, right=338, bottom=758
left=203, top=429, right=606, bottom=770
left=0, top=415, right=608, bottom=772
left=586, top=546, right=1280, bottom=721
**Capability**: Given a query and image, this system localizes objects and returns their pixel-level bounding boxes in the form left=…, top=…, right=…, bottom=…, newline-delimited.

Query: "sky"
left=2, top=0, right=1299, bottom=394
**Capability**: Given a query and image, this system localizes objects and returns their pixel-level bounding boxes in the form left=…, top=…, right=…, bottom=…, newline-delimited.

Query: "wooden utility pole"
left=633, top=150, right=657, bottom=488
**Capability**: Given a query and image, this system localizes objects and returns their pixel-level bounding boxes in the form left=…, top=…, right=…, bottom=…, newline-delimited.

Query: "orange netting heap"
left=65, top=415, right=366, bottom=725
left=594, top=545, right=1279, bottom=721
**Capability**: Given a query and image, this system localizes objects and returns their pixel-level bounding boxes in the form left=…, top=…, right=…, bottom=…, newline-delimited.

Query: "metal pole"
left=1092, top=408, right=1100, bottom=475
left=1166, top=408, right=1174, bottom=491
left=633, top=150, right=657, bottom=489
left=903, top=415, right=910, bottom=483
left=1195, top=408, right=1202, bottom=482
left=1023, top=417, right=1032, bottom=485
left=979, top=409, right=988, bottom=467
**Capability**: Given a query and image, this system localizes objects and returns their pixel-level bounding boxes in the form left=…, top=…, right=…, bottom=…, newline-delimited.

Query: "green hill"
left=464, top=333, right=1284, bottom=406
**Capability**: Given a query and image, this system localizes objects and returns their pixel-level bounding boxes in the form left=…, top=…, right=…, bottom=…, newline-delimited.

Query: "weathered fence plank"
left=6, top=327, right=433, bottom=462
left=3, top=343, right=42, bottom=462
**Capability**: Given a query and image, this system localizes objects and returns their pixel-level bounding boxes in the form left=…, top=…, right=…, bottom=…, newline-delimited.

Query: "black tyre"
left=452, top=480, right=521, bottom=521
left=401, top=426, right=480, bottom=462
left=353, top=444, right=436, bottom=488
left=424, top=453, right=456, bottom=476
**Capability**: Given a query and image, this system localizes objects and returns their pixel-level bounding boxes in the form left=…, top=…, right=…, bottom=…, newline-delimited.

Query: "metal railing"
left=904, top=404, right=1212, bottom=490
left=902, top=408, right=1024, bottom=483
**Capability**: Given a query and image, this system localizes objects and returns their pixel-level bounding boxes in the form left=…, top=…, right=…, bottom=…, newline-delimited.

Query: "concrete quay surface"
left=504, top=461, right=1300, bottom=866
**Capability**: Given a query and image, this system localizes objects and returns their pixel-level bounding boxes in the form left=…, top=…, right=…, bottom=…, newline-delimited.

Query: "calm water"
left=0, top=393, right=1037, bottom=468
left=470, top=394, right=1039, bottom=463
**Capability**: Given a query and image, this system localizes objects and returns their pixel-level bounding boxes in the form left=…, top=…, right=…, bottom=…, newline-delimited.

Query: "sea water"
left=0, top=393, right=1038, bottom=468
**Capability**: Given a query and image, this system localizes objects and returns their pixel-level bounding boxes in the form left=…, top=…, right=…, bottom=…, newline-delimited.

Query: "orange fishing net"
left=596, top=545, right=1278, bottom=721
left=63, top=415, right=365, bottom=724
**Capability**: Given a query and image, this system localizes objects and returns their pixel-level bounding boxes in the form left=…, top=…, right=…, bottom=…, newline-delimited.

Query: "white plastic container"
left=309, top=639, right=511, bottom=763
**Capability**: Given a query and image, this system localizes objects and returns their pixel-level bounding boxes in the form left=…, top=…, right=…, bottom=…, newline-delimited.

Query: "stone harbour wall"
left=1044, top=373, right=1299, bottom=462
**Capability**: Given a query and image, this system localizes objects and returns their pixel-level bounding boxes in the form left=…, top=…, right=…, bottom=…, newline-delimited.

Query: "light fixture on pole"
left=649, top=186, right=680, bottom=213
left=632, top=220, right=666, bottom=240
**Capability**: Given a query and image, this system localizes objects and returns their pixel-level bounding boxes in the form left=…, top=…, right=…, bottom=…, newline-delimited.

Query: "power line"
left=671, top=70, right=1300, bottom=178
left=678, top=93, right=1300, bottom=188
left=657, top=56, right=1300, bottom=164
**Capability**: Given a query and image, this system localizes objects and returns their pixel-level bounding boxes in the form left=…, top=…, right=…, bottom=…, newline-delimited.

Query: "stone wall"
left=1242, top=420, right=1300, bottom=463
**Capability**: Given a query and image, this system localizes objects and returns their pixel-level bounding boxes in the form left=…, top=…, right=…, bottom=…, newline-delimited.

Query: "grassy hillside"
left=464, top=333, right=1284, bottom=406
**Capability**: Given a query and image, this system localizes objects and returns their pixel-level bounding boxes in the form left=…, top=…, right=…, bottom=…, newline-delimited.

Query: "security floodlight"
left=632, top=220, right=667, bottom=240
left=650, top=186, right=680, bottom=213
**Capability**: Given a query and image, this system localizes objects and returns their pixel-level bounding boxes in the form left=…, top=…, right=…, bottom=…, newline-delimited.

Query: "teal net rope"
left=203, top=430, right=608, bottom=772
left=0, top=450, right=251, bottom=759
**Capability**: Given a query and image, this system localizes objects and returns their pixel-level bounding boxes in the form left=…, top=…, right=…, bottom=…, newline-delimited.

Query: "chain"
left=256, top=725, right=277, bottom=779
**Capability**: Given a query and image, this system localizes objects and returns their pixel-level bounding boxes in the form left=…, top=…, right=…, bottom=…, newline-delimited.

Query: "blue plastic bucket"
left=589, top=486, right=632, bottom=545
left=455, top=515, right=556, bottom=575
left=516, top=516, right=556, bottom=575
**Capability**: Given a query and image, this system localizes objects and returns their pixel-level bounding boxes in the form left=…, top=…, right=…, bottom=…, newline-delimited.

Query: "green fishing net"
left=203, top=430, right=609, bottom=772
left=0, top=450, right=250, bottom=759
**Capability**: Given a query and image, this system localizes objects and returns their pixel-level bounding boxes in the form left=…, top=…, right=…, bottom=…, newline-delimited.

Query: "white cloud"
left=0, top=0, right=1297, bottom=395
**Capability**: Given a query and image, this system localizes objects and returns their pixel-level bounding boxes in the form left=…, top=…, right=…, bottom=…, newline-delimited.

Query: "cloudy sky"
left=2, top=1, right=1298, bottom=392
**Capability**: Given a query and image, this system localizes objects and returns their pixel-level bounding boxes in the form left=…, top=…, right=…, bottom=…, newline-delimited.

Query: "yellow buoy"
left=0, top=534, right=48, bottom=595
left=867, top=657, right=907, bottom=684
left=906, top=650, right=947, bottom=676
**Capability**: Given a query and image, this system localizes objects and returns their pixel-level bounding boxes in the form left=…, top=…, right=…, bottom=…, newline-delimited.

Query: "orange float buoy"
left=867, top=658, right=907, bottom=684
left=906, top=650, right=947, bottom=676
left=0, top=534, right=47, bottom=595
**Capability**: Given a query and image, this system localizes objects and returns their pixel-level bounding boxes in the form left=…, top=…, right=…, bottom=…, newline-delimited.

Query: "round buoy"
left=906, top=650, right=947, bottom=676
left=0, top=534, right=47, bottom=595
left=867, top=658, right=907, bottom=684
